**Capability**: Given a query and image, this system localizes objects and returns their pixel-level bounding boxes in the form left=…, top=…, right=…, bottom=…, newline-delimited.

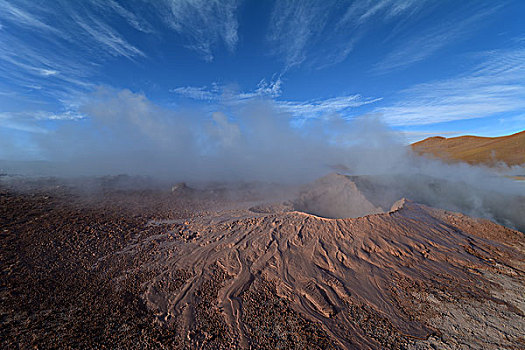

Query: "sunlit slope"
left=411, top=130, right=525, bottom=166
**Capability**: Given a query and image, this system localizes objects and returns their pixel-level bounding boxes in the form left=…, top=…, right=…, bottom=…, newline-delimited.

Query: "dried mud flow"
left=1, top=174, right=524, bottom=349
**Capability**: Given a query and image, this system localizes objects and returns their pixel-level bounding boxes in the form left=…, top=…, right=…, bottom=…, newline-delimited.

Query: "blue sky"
left=0, top=0, right=524, bottom=162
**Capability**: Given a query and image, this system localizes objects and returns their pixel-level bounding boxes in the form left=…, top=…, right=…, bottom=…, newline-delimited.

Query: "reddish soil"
left=411, top=130, right=525, bottom=166
left=1, top=176, right=523, bottom=349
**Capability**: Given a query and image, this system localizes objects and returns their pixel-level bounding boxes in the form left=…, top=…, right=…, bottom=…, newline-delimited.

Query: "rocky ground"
left=1, top=175, right=524, bottom=349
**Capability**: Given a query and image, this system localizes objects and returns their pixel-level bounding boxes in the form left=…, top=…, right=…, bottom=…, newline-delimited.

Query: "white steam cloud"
left=2, top=87, right=524, bottom=232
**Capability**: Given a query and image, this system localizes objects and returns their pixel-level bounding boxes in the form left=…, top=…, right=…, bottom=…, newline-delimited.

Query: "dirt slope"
left=411, top=130, right=525, bottom=166
left=102, top=177, right=524, bottom=349
left=2, top=176, right=524, bottom=349
left=107, top=198, right=524, bottom=349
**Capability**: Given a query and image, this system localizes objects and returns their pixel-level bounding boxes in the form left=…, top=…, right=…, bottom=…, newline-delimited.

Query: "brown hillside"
left=411, top=130, right=525, bottom=166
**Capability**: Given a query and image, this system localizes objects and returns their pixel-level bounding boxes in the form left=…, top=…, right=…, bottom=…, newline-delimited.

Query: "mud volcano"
left=1, top=175, right=523, bottom=349
left=292, top=173, right=385, bottom=218
left=95, top=175, right=524, bottom=349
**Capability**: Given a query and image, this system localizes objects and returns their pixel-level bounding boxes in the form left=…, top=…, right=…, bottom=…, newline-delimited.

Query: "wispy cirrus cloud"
left=88, top=0, right=154, bottom=33
left=171, top=78, right=283, bottom=102
left=169, top=85, right=221, bottom=101
left=154, top=0, right=240, bottom=61
left=0, top=30, right=94, bottom=101
left=170, top=77, right=381, bottom=119
left=267, top=1, right=507, bottom=73
left=73, top=14, right=145, bottom=59
left=38, top=69, right=59, bottom=77
left=377, top=48, right=525, bottom=126
left=0, top=0, right=147, bottom=102
left=0, top=110, right=84, bottom=134
left=338, top=0, right=430, bottom=27
left=267, top=0, right=333, bottom=69
left=0, top=0, right=144, bottom=59
left=267, top=0, right=433, bottom=69
left=278, top=95, right=381, bottom=119
left=0, top=0, right=242, bottom=103
left=372, top=4, right=501, bottom=74
left=0, top=0, right=60, bottom=34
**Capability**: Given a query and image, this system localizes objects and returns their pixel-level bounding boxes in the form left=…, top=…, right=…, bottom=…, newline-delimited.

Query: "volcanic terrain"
left=1, top=174, right=524, bottom=349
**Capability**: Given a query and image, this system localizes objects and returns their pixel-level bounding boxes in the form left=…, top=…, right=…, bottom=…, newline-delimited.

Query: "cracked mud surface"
left=1, top=175, right=524, bottom=349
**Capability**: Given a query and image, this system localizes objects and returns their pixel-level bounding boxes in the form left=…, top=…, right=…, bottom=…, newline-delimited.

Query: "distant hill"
left=411, top=130, right=525, bottom=166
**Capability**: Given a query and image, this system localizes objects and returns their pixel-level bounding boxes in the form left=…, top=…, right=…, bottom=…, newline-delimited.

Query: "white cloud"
left=170, top=78, right=381, bottom=119
left=0, top=110, right=84, bottom=122
left=0, top=1, right=141, bottom=99
left=267, top=1, right=507, bottom=73
left=254, top=78, right=282, bottom=98
left=376, top=48, right=525, bottom=126
left=88, top=0, right=154, bottom=33
left=277, top=95, right=382, bottom=119
left=231, top=78, right=283, bottom=101
left=268, top=0, right=332, bottom=69
left=38, top=69, right=58, bottom=77
left=0, top=1, right=147, bottom=60
left=169, top=85, right=220, bottom=101
left=0, top=32, right=95, bottom=99
left=155, top=0, right=240, bottom=60
left=0, top=110, right=84, bottom=134
left=43, top=112, right=85, bottom=121
left=267, top=0, right=432, bottom=69
left=339, top=0, right=428, bottom=26
left=373, top=5, right=500, bottom=74
left=0, top=0, right=243, bottom=103
left=74, top=15, right=145, bottom=59
left=170, top=78, right=283, bottom=101
left=0, top=0, right=60, bottom=34
left=0, top=120, right=48, bottom=134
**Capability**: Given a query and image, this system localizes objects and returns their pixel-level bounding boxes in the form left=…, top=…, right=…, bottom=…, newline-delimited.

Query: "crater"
left=292, top=173, right=387, bottom=219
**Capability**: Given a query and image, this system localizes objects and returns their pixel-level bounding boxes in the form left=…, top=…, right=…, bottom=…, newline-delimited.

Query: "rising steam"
left=1, top=86, right=524, bottom=231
